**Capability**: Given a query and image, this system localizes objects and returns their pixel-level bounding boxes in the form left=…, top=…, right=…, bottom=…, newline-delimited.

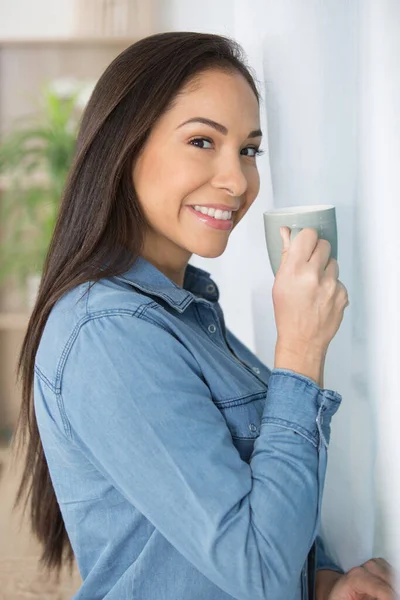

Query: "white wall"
left=358, top=0, right=400, bottom=569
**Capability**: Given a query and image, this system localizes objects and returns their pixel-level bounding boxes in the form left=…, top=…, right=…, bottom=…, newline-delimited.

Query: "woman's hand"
left=273, top=227, right=349, bottom=358
left=317, top=558, right=397, bottom=600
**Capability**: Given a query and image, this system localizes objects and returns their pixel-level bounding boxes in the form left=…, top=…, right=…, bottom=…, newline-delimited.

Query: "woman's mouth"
left=187, top=205, right=234, bottom=231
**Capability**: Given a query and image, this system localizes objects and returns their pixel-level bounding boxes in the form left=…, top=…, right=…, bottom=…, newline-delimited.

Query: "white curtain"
left=162, top=0, right=400, bottom=573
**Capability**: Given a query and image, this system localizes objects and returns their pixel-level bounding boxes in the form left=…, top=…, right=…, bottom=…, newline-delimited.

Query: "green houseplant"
left=0, top=78, right=93, bottom=308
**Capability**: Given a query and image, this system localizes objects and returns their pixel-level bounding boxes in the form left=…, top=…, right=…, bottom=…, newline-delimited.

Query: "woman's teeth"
left=193, top=205, right=232, bottom=220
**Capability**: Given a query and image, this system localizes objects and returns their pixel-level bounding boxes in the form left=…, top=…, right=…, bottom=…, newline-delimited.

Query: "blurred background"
left=0, top=0, right=399, bottom=598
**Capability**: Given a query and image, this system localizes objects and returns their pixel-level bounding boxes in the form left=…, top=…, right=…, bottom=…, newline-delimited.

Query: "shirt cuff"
left=263, top=369, right=342, bottom=448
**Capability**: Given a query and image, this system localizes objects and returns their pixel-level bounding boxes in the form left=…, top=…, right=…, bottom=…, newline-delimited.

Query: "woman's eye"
left=189, top=137, right=213, bottom=149
left=241, top=146, right=265, bottom=158
left=188, top=137, right=265, bottom=158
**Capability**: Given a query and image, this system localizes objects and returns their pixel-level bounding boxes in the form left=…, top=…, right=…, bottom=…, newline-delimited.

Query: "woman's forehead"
left=163, top=71, right=260, bottom=129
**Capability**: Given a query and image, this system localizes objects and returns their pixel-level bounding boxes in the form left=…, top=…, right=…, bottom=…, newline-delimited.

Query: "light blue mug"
left=263, top=204, right=338, bottom=275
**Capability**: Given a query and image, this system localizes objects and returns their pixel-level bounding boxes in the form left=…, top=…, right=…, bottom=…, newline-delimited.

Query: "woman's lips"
left=187, top=206, right=234, bottom=230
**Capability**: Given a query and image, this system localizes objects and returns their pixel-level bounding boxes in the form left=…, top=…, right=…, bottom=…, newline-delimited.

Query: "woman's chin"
left=193, top=243, right=228, bottom=259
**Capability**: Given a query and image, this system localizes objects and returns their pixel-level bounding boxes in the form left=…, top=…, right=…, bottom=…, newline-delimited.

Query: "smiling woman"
left=13, top=31, right=346, bottom=600
left=132, top=69, right=263, bottom=283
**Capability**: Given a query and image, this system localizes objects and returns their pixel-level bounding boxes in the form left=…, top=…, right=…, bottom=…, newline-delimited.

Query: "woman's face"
left=132, top=68, right=262, bottom=278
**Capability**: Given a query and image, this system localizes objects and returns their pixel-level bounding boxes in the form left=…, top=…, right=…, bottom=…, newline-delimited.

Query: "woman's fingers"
left=361, top=558, right=397, bottom=590
left=345, top=566, right=395, bottom=599
left=308, top=238, right=333, bottom=274
left=323, top=257, right=339, bottom=280
left=284, top=227, right=320, bottom=267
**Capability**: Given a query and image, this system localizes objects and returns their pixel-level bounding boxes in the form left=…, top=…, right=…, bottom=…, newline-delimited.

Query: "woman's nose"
left=212, top=155, right=248, bottom=197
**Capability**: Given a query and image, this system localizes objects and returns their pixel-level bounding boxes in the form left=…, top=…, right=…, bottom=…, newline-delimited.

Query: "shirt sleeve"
left=61, top=313, right=342, bottom=600
left=316, top=535, right=344, bottom=574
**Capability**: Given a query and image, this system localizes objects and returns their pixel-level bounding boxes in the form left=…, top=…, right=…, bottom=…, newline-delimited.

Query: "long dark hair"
left=12, top=31, right=260, bottom=577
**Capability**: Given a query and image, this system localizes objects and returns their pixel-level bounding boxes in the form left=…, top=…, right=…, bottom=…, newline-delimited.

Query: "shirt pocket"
left=214, top=392, right=266, bottom=463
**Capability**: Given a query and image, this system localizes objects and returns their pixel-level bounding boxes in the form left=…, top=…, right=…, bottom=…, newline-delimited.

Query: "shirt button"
left=208, top=324, right=216, bottom=334
left=206, top=284, right=215, bottom=294
left=252, top=367, right=260, bottom=374
left=249, top=423, right=258, bottom=433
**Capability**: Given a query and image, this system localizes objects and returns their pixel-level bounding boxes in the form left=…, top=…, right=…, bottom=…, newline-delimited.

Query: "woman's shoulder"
left=35, top=276, right=167, bottom=383
left=47, top=276, right=157, bottom=331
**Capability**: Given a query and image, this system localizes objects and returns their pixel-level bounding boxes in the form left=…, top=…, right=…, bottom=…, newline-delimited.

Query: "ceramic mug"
left=263, top=204, right=338, bottom=275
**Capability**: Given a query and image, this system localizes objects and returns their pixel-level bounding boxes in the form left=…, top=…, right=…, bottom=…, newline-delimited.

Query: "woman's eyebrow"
left=177, top=117, right=262, bottom=139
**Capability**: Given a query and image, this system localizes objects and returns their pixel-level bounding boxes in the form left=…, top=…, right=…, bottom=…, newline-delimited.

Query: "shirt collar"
left=114, top=256, right=219, bottom=313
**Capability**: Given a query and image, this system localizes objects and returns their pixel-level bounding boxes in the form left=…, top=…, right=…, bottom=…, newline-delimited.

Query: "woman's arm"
left=61, top=313, right=342, bottom=600
left=316, top=570, right=343, bottom=600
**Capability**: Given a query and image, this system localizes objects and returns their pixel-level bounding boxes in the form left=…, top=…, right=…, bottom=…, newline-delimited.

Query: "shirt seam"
left=35, top=364, right=55, bottom=392
left=51, top=303, right=209, bottom=439
left=261, top=417, right=319, bottom=448
left=215, top=390, right=266, bottom=407
left=53, top=305, right=159, bottom=438
left=34, top=366, right=72, bottom=437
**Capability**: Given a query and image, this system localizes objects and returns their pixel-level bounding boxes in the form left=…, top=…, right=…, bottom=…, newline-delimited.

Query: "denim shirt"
left=34, top=256, right=344, bottom=600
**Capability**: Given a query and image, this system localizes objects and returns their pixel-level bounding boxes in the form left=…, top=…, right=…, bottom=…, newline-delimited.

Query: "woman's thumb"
left=279, top=227, right=291, bottom=266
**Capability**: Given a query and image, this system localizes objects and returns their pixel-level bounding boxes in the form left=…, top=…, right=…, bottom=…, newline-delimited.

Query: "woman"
left=14, top=32, right=394, bottom=600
